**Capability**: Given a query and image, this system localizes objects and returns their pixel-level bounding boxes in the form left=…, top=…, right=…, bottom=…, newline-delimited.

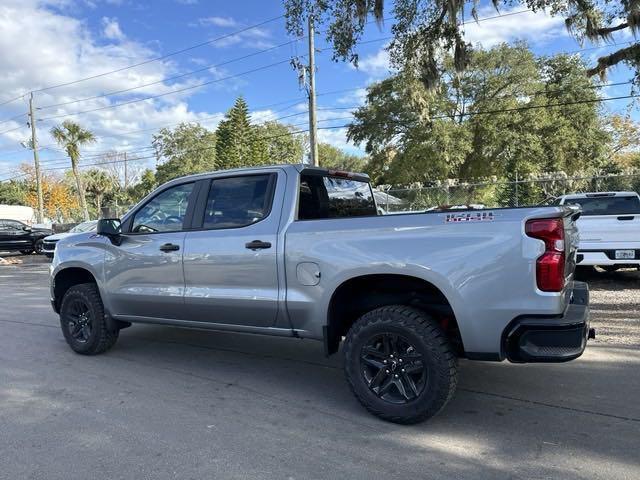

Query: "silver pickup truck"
left=50, top=164, right=592, bottom=424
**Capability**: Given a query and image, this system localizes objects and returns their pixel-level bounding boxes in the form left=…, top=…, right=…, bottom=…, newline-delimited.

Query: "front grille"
left=43, top=240, right=58, bottom=251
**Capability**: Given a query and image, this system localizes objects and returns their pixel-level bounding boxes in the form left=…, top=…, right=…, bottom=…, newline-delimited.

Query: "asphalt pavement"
left=0, top=260, right=638, bottom=480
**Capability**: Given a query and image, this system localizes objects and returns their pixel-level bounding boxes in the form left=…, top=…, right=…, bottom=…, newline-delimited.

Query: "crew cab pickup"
left=50, top=165, right=592, bottom=424
left=557, top=191, right=640, bottom=270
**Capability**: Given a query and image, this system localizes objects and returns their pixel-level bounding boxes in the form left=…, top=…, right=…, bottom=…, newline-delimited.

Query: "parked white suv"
left=557, top=192, right=640, bottom=270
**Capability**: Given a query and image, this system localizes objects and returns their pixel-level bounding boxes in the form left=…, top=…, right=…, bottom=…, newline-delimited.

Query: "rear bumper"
left=577, top=249, right=640, bottom=266
left=503, top=282, right=592, bottom=363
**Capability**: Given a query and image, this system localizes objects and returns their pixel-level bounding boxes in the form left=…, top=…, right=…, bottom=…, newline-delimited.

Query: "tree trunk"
left=71, top=156, right=89, bottom=221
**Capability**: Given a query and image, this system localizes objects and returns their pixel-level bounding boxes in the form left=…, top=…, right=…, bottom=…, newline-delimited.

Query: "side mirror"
left=22, top=226, right=32, bottom=232
left=97, top=218, right=122, bottom=244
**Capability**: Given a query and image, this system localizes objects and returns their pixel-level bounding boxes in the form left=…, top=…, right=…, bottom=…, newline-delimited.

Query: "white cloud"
left=189, top=15, right=274, bottom=49
left=101, top=16, right=125, bottom=41
left=197, top=16, right=238, bottom=28
left=463, top=7, right=567, bottom=48
left=213, top=30, right=274, bottom=49
left=357, top=48, right=391, bottom=78
left=337, top=88, right=367, bottom=105
left=0, top=1, right=232, bottom=177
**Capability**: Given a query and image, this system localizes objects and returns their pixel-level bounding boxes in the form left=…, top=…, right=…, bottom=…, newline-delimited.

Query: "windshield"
left=70, top=221, right=97, bottom=233
left=565, top=195, right=640, bottom=216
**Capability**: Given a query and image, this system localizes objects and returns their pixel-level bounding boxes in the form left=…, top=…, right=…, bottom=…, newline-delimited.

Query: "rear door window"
left=566, top=196, right=640, bottom=216
left=201, top=174, right=274, bottom=230
left=298, top=174, right=376, bottom=220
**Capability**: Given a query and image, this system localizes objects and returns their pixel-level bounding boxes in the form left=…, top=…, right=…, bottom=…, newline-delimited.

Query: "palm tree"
left=84, top=169, right=115, bottom=214
left=50, top=120, right=96, bottom=221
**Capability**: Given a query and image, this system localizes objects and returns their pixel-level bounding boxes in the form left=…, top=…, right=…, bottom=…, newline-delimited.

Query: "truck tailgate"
left=576, top=214, right=640, bottom=245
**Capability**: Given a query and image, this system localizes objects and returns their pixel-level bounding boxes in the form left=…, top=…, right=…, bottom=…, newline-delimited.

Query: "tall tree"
left=0, top=179, right=28, bottom=205
left=153, top=123, right=217, bottom=184
left=284, top=0, right=640, bottom=87
left=254, top=121, right=305, bottom=164
left=348, top=44, right=610, bottom=185
left=50, top=120, right=96, bottom=221
left=318, top=143, right=367, bottom=171
left=19, top=164, right=78, bottom=222
left=215, top=97, right=260, bottom=169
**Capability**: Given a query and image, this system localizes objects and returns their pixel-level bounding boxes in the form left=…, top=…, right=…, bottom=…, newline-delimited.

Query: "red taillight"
left=526, top=218, right=565, bottom=292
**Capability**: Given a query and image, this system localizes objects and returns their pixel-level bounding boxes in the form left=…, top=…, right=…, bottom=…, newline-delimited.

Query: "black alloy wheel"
left=63, top=298, right=93, bottom=343
left=360, top=333, right=427, bottom=404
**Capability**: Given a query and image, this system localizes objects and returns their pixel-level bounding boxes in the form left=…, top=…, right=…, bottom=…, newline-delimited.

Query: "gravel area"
left=0, top=251, right=51, bottom=265
left=576, top=267, right=640, bottom=348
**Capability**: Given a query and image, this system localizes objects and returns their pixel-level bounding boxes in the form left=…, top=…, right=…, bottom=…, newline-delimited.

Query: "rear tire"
left=59, top=283, right=118, bottom=355
left=343, top=305, right=457, bottom=424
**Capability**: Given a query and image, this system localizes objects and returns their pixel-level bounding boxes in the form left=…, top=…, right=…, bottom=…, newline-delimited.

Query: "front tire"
left=34, top=239, right=44, bottom=255
left=59, top=283, right=118, bottom=355
left=343, top=305, right=457, bottom=424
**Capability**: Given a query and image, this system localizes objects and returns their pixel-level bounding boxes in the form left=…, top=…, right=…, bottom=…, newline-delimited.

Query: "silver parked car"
left=42, top=220, right=98, bottom=258
left=50, top=164, right=592, bottom=423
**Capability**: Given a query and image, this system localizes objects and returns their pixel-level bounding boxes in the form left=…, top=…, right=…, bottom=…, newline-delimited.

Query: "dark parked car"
left=0, top=219, right=52, bottom=255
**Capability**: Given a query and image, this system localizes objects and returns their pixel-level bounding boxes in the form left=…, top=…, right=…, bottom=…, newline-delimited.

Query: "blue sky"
left=0, top=0, right=636, bottom=181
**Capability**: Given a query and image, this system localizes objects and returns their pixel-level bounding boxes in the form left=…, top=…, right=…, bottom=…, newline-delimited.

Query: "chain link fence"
left=375, top=173, right=640, bottom=213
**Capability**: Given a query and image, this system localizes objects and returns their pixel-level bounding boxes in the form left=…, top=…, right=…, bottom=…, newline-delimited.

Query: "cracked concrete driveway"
left=0, top=263, right=638, bottom=480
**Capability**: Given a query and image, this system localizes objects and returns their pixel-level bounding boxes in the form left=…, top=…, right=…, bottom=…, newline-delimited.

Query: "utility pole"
left=123, top=151, right=128, bottom=190
left=307, top=15, right=319, bottom=167
left=28, top=92, right=44, bottom=224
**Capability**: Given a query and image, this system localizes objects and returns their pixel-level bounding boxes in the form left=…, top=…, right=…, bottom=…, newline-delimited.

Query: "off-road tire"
left=343, top=305, right=457, bottom=424
left=59, top=283, right=118, bottom=355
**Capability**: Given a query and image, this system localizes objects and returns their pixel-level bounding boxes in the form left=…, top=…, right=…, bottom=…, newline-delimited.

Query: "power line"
left=0, top=9, right=630, bottom=117
left=0, top=124, right=315, bottom=181
left=0, top=94, right=27, bottom=109
left=29, top=110, right=314, bottom=168
left=2, top=83, right=635, bottom=174
left=3, top=90, right=637, bottom=181
left=1, top=75, right=634, bottom=159
left=0, top=9, right=548, bottom=142
left=37, top=58, right=294, bottom=122
left=0, top=113, right=27, bottom=126
left=31, top=15, right=285, bottom=94
left=45, top=92, right=640, bottom=171
left=0, top=10, right=536, bottom=125
left=0, top=15, right=284, bottom=110
left=0, top=90, right=353, bottom=156
left=0, top=124, right=27, bottom=135
left=36, top=39, right=299, bottom=111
